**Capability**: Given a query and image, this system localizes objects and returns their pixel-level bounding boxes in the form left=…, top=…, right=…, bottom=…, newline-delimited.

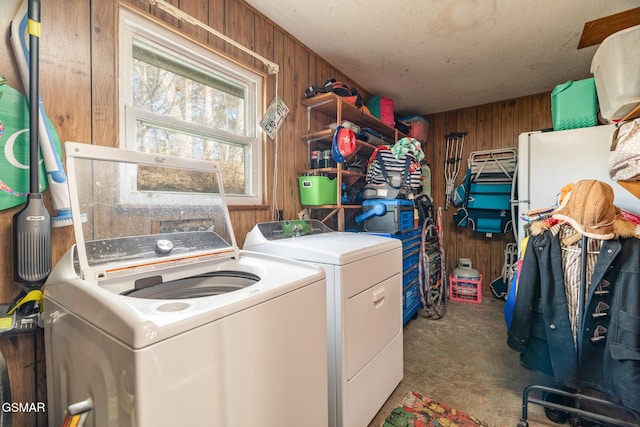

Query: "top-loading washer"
left=43, top=142, right=328, bottom=427
left=244, top=220, right=403, bottom=427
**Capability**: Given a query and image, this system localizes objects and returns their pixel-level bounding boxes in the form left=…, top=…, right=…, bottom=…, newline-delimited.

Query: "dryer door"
left=345, top=274, right=402, bottom=380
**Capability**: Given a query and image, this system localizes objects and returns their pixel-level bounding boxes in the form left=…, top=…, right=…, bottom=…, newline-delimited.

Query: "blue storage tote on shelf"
left=361, top=199, right=415, bottom=233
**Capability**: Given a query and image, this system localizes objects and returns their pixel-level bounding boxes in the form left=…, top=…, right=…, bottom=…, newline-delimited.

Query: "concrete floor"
left=368, top=297, right=567, bottom=427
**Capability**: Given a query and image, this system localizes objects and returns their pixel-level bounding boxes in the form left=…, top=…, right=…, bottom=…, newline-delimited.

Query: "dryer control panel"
left=254, top=220, right=333, bottom=240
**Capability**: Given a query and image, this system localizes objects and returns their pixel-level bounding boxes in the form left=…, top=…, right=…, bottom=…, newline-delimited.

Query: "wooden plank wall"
left=0, top=0, right=551, bottom=424
left=425, top=95, right=552, bottom=294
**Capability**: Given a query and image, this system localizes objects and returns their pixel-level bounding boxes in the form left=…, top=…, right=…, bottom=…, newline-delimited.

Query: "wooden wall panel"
left=206, top=0, right=225, bottom=52
left=151, top=0, right=178, bottom=28
left=428, top=114, right=447, bottom=209
left=229, top=209, right=257, bottom=246
left=254, top=14, right=276, bottom=225
left=455, top=107, right=477, bottom=271
left=0, top=0, right=554, bottom=423
left=269, top=27, right=285, bottom=222
left=426, top=94, right=552, bottom=297
left=225, top=0, right=257, bottom=69
left=441, top=111, right=458, bottom=276
left=179, top=0, right=209, bottom=43
left=532, top=92, right=552, bottom=130
left=92, top=0, right=118, bottom=149
left=286, top=36, right=312, bottom=220
left=473, top=103, right=495, bottom=285
left=514, top=97, right=533, bottom=135
left=279, top=35, right=299, bottom=220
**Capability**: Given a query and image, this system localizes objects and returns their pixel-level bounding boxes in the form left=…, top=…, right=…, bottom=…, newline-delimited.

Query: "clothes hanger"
left=560, top=229, right=602, bottom=254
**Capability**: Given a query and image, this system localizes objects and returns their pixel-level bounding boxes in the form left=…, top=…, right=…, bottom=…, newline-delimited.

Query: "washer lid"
left=65, top=142, right=239, bottom=284
left=244, top=220, right=399, bottom=265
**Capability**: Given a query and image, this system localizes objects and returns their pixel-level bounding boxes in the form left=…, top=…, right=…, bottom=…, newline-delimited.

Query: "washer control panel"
left=84, top=231, right=229, bottom=266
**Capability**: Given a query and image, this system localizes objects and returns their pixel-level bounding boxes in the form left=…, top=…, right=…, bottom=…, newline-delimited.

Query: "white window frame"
left=118, top=8, right=263, bottom=205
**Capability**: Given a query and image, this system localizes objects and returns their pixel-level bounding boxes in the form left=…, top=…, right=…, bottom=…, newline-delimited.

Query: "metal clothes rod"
left=148, top=0, right=280, bottom=75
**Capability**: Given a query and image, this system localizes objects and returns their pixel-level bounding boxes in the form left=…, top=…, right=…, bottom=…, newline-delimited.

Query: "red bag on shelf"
left=366, top=96, right=394, bottom=126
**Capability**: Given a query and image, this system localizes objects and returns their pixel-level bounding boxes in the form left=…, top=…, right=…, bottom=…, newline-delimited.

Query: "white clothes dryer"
left=44, top=143, right=328, bottom=427
left=244, top=220, right=403, bottom=427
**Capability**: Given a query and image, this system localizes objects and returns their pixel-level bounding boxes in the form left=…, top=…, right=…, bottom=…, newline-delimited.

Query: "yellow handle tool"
left=6, top=289, right=43, bottom=315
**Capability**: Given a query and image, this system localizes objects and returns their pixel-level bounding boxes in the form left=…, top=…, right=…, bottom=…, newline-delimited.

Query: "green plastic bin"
left=298, top=176, right=337, bottom=205
left=551, top=78, right=598, bottom=131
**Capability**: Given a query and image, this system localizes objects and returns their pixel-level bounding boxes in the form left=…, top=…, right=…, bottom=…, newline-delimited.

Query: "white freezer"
left=517, top=124, right=639, bottom=249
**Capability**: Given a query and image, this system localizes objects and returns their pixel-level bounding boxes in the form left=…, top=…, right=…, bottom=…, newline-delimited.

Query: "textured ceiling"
left=244, top=0, right=639, bottom=115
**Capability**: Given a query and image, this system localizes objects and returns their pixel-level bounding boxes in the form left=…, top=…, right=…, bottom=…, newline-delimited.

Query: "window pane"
left=120, top=9, right=263, bottom=204
left=136, top=121, right=248, bottom=195
left=132, top=41, right=246, bottom=137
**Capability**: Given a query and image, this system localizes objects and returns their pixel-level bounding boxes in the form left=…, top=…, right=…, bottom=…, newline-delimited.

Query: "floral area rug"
left=382, top=391, right=488, bottom=427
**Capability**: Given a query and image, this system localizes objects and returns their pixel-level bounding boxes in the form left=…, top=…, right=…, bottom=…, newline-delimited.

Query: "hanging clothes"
left=555, top=223, right=603, bottom=347
left=507, top=180, right=640, bottom=412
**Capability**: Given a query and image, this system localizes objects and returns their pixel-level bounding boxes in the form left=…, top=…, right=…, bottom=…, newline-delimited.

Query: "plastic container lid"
left=590, top=24, right=640, bottom=121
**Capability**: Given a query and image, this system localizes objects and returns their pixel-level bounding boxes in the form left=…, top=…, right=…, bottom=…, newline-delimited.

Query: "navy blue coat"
left=507, top=226, right=640, bottom=412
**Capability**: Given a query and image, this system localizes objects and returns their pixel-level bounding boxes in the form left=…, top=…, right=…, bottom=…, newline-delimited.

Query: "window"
left=119, top=9, right=263, bottom=204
